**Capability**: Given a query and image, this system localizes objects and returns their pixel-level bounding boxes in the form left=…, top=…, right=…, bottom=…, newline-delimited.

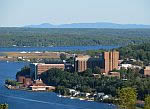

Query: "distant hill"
left=25, top=22, right=150, bottom=28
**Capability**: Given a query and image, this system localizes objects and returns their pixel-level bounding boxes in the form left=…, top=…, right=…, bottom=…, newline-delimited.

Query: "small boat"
left=79, top=98, right=85, bottom=100
left=57, top=95, right=62, bottom=97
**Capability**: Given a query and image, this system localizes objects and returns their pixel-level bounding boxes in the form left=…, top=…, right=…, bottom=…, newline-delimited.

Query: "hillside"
left=0, top=28, right=150, bottom=47
left=25, top=22, right=150, bottom=28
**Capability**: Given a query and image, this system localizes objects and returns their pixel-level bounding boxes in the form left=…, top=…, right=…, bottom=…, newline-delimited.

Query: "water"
left=0, top=61, right=116, bottom=109
left=0, top=45, right=118, bottom=52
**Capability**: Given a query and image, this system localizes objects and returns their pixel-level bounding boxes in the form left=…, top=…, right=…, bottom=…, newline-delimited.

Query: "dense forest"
left=0, top=28, right=150, bottom=47
left=40, top=68, right=150, bottom=100
left=117, top=43, right=150, bottom=65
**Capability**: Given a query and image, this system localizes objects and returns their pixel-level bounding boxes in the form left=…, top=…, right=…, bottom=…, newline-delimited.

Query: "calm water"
left=0, top=61, right=116, bottom=109
left=0, top=45, right=118, bottom=52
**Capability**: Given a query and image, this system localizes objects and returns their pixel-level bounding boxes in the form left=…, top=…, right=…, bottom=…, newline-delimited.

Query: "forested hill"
left=0, top=28, right=150, bottom=47
left=118, top=43, right=150, bottom=65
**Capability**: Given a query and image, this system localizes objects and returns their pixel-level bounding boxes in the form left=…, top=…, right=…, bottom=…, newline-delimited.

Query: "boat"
left=57, top=95, right=62, bottom=97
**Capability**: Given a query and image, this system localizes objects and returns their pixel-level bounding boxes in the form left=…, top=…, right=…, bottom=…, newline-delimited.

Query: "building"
left=118, top=64, right=142, bottom=70
left=87, top=58, right=101, bottom=71
left=102, top=51, right=119, bottom=74
left=143, top=66, right=150, bottom=76
left=107, top=72, right=120, bottom=78
left=30, top=63, right=65, bottom=80
left=74, top=55, right=90, bottom=72
left=30, top=79, right=55, bottom=91
left=17, top=75, right=33, bottom=87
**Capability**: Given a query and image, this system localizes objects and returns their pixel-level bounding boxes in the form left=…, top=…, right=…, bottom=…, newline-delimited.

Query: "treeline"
left=40, top=68, right=150, bottom=100
left=0, top=28, right=150, bottom=47
left=117, top=43, right=150, bottom=65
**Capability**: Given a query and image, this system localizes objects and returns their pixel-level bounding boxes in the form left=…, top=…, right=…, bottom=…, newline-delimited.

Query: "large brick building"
left=102, top=51, right=119, bottom=74
left=74, top=51, right=119, bottom=74
left=30, top=63, right=65, bottom=80
left=74, top=55, right=90, bottom=72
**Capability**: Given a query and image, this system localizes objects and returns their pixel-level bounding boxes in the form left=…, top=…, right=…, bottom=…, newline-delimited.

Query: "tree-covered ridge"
left=117, top=43, right=150, bottom=65
left=0, top=28, right=150, bottom=47
left=41, top=68, right=150, bottom=100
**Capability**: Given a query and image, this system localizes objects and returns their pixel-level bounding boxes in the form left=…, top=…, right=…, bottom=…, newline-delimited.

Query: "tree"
left=60, top=53, right=66, bottom=60
left=144, top=95, right=150, bottom=109
left=118, top=87, right=137, bottom=109
left=82, top=68, right=93, bottom=76
left=93, top=66, right=101, bottom=74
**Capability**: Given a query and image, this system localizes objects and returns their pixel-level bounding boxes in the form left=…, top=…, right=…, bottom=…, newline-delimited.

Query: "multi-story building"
left=74, top=55, right=90, bottom=72
left=30, top=63, right=65, bottom=80
left=87, top=58, right=102, bottom=70
left=102, top=51, right=119, bottom=74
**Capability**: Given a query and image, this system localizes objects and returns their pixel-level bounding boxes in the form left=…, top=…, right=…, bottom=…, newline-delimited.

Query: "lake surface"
left=0, top=61, right=116, bottom=109
left=0, top=45, right=119, bottom=52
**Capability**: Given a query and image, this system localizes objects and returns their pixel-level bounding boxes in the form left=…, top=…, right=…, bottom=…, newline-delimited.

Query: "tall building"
left=74, top=55, right=90, bottom=72
left=87, top=58, right=101, bottom=70
left=102, top=51, right=119, bottom=74
left=30, top=63, right=65, bottom=80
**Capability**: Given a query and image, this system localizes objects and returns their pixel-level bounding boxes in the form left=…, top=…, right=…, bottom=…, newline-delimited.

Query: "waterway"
left=0, top=61, right=116, bottom=109
left=0, top=46, right=116, bottom=109
left=0, top=45, right=118, bottom=52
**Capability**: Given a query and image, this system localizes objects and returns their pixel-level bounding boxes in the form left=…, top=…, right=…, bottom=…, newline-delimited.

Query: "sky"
left=0, top=0, right=150, bottom=27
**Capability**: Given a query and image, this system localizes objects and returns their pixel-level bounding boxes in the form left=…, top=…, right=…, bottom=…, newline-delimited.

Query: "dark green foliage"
left=41, top=68, right=123, bottom=94
left=0, top=28, right=150, bottom=47
left=5, top=79, right=18, bottom=86
left=41, top=68, right=150, bottom=100
left=55, top=86, right=70, bottom=96
left=117, top=43, right=150, bottom=65
left=16, top=66, right=30, bottom=78
left=60, top=53, right=66, bottom=60
left=93, top=66, right=101, bottom=74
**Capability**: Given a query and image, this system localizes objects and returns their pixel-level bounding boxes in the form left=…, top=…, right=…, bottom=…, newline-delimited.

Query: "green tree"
left=82, top=68, right=93, bottom=76
left=118, top=87, right=137, bottom=109
left=93, top=66, right=101, bottom=74
left=144, top=95, right=150, bottom=109
left=60, top=53, right=66, bottom=60
left=0, top=104, right=8, bottom=109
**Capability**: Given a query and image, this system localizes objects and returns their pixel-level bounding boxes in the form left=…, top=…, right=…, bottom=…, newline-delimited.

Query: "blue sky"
left=0, top=0, right=150, bottom=27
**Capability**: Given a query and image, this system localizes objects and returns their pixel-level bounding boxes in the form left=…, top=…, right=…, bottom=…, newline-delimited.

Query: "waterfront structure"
left=17, top=76, right=33, bottom=87
left=30, top=63, right=65, bottom=80
left=30, top=86, right=55, bottom=91
left=74, top=55, right=90, bottom=72
left=143, top=66, right=150, bottom=76
left=102, top=51, right=119, bottom=74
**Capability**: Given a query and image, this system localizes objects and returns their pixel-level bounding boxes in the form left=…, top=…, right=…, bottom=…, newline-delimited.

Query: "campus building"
left=74, top=51, right=119, bottom=74
left=102, top=51, right=119, bottom=74
left=74, top=55, right=90, bottom=72
left=30, top=63, right=65, bottom=80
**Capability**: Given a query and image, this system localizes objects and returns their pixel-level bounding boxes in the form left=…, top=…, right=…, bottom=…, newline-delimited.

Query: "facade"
left=30, top=63, right=65, bottom=80
left=87, top=58, right=101, bottom=70
left=102, top=51, right=119, bottom=74
left=107, top=72, right=120, bottom=78
left=143, top=66, right=150, bottom=76
left=17, top=75, right=33, bottom=87
left=30, top=86, right=55, bottom=91
left=74, top=55, right=90, bottom=72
